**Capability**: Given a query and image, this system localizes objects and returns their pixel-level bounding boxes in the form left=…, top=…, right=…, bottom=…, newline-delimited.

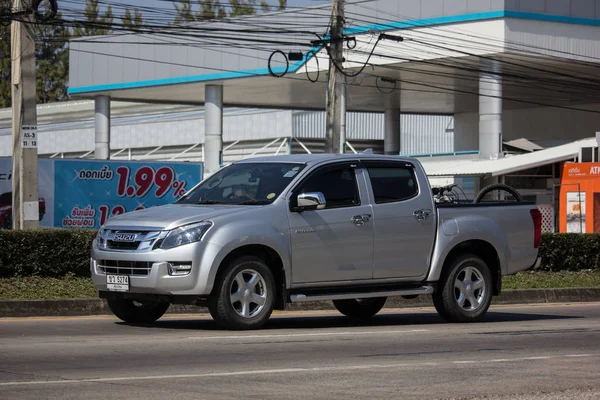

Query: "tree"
left=172, top=0, right=287, bottom=23
left=35, top=10, right=70, bottom=104
left=228, top=0, right=258, bottom=17
left=173, top=0, right=195, bottom=24
left=198, top=0, right=227, bottom=20
left=121, top=7, right=143, bottom=28
left=0, top=0, right=70, bottom=107
left=72, top=0, right=114, bottom=37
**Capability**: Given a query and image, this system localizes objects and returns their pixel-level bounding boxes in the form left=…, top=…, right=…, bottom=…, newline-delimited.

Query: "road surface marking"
left=187, top=329, right=429, bottom=340
left=1, top=353, right=598, bottom=387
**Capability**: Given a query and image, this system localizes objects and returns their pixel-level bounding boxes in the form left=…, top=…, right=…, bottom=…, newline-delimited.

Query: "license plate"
left=107, top=275, right=129, bottom=292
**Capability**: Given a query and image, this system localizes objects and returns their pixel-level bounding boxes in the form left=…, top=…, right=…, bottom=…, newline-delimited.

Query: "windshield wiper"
left=195, top=200, right=229, bottom=204
left=236, top=200, right=272, bottom=205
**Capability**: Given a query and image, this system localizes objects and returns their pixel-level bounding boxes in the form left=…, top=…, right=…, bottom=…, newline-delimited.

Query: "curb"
left=1, top=288, right=600, bottom=318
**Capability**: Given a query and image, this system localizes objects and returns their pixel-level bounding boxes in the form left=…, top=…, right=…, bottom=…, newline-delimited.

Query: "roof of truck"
left=236, top=153, right=415, bottom=165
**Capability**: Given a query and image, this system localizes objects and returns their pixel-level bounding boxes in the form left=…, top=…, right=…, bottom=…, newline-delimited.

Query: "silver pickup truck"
left=91, top=154, right=542, bottom=329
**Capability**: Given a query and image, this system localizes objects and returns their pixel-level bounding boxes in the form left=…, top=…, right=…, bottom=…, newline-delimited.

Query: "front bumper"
left=90, top=239, right=223, bottom=296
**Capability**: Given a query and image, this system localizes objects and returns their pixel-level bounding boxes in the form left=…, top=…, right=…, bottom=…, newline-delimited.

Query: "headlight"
left=97, top=228, right=108, bottom=250
left=160, top=221, right=212, bottom=249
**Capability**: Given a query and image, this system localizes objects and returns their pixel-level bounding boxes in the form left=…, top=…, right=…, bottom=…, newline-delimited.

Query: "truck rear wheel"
left=106, top=298, right=170, bottom=324
left=333, top=297, right=387, bottom=319
left=433, top=254, right=493, bottom=323
left=208, top=256, right=276, bottom=330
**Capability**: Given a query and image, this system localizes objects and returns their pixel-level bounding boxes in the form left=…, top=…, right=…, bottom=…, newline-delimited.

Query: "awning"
left=419, top=138, right=597, bottom=177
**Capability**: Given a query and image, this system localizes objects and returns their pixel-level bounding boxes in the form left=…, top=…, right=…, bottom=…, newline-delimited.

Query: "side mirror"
left=296, top=192, right=326, bottom=211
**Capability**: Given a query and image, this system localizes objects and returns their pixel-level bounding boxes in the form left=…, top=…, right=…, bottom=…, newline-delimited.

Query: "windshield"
left=177, top=162, right=306, bottom=205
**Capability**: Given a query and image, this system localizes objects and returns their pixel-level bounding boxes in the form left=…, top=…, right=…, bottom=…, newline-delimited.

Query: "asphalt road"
left=1, top=303, right=600, bottom=400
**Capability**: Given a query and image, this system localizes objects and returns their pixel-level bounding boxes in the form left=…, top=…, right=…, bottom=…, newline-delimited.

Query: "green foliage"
left=72, top=0, right=114, bottom=37
left=121, top=7, right=143, bottom=28
left=502, top=270, right=600, bottom=290
left=538, top=233, right=600, bottom=272
left=0, top=231, right=600, bottom=301
left=0, top=276, right=97, bottom=299
left=1, top=231, right=599, bottom=280
left=0, top=1, right=70, bottom=107
left=36, top=9, right=71, bottom=104
left=0, top=229, right=97, bottom=278
left=2, top=0, right=290, bottom=108
left=172, top=0, right=287, bottom=23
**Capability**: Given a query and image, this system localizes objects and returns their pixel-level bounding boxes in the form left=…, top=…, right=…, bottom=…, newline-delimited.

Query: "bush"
left=538, top=233, right=600, bottom=272
left=0, top=231, right=599, bottom=278
left=0, top=229, right=97, bottom=278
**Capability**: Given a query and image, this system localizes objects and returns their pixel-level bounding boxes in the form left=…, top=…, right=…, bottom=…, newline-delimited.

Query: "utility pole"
left=11, top=0, right=39, bottom=230
left=325, top=0, right=345, bottom=154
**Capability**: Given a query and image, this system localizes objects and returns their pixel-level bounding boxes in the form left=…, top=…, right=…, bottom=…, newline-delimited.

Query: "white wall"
left=454, top=103, right=600, bottom=151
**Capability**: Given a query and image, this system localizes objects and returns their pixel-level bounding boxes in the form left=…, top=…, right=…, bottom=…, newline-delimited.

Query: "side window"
left=297, top=167, right=360, bottom=209
left=367, top=167, right=418, bottom=204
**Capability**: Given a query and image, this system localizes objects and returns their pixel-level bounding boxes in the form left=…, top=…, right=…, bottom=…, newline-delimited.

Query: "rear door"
left=287, top=162, right=374, bottom=284
left=363, top=160, right=436, bottom=279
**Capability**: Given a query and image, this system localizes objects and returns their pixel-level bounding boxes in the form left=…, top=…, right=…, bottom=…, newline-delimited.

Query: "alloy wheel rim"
left=229, top=269, right=267, bottom=318
left=454, top=266, right=486, bottom=312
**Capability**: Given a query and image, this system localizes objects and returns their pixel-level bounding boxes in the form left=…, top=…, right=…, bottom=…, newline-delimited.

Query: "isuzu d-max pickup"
left=91, top=154, right=541, bottom=329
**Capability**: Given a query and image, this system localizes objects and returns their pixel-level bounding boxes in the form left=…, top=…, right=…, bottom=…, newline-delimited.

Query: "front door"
left=288, top=163, right=374, bottom=284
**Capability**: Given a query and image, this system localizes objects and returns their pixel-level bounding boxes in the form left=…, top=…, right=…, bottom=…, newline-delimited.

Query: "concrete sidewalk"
left=1, top=287, right=599, bottom=318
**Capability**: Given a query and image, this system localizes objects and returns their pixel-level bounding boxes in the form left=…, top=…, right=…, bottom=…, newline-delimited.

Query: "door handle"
left=352, top=214, right=371, bottom=226
left=413, top=209, right=431, bottom=221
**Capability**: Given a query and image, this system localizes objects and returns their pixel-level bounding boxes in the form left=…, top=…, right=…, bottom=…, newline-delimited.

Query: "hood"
left=102, top=203, right=251, bottom=231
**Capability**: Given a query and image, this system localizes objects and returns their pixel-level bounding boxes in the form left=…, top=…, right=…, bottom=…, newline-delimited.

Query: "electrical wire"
left=11, top=0, right=600, bottom=115
left=304, top=50, right=320, bottom=83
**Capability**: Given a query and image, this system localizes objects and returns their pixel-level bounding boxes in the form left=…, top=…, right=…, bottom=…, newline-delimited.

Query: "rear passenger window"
left=367, top=167, right=418, bottom=203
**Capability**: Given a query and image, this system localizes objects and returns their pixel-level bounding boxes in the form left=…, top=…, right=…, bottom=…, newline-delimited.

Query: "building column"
left=204, top=85, right=223, bottom=176
left=384, top=107, right=400, bottom=155
left=94, top=95, right=110, bottom=160
left=479, top=60, right=503, bottom=160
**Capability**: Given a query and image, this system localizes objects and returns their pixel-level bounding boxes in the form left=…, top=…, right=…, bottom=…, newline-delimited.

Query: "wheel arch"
left=213, top=244, right=287, bottom=310
left=440, top=240, right=502, bottom=296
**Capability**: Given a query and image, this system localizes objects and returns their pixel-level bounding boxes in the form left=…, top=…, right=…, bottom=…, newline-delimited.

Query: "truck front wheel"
left=106, top=298, right=170, bottom=324
left=208, top=256, right=276, bottom=330
left=433, top=254, right=493, bottom=323
left=333, top=297, right=387, bottom=319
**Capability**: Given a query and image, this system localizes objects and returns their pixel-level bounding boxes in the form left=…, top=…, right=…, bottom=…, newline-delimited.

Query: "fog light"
left=168, top=263, right=192, bottom=276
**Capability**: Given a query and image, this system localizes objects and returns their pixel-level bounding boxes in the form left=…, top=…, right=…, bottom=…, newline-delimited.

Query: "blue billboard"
left=53, top=160, right=202, bottom=229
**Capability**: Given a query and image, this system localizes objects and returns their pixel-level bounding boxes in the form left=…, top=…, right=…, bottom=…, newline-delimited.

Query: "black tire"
left=107, top=298, right=170, bottom=323
left=332, top=297, right=387, bottom=319
left=433, top=254, right=493, bottom=323
left=474, top=183, right=523, bottom=203
left=208, top=256, right=276, bottom=330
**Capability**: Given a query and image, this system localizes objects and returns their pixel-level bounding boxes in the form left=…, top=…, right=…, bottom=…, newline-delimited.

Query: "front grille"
left=100, top=229, right=162, bottom=252
left=98, top=260, right=153, bottom=276
left=106, top=240, right=141, bottom=251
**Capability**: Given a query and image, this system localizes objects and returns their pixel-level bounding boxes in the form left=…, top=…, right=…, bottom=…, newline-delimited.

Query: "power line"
left=12, top=0, right=600, bottom=115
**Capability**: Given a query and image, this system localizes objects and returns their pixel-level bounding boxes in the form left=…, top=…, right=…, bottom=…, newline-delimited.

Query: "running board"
left=289, top=286, right=434, bottom=303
